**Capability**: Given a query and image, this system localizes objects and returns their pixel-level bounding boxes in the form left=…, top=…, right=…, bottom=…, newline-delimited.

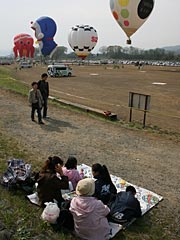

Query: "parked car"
left=47, top=64, right=72, bottom=77
left=0, top=60, right=11, bottom=65
left=19, top=62, right=33, bottom=68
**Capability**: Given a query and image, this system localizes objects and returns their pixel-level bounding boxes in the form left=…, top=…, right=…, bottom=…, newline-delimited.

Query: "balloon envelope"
left=13, top=33, right=34, bottom=58
left=68, top=24, right=98, bottom=59
left=31, top=16, right=57, bottom=57
left=110, top=0, right=154, bottom=44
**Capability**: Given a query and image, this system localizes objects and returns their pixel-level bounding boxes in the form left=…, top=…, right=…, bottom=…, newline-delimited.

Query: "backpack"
left=1, top=159, right=34, bottom=192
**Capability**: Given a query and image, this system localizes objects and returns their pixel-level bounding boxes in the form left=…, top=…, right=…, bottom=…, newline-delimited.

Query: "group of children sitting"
left=36, top=156, right=142, bottom=240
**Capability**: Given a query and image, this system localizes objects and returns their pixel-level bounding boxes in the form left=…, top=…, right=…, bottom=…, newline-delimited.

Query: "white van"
left=47, top=64, right=72, bottom=77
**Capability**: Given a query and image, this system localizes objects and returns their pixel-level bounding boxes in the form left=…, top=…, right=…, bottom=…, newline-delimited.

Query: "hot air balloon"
left=31, top=16, right=57, bottom=57
left=68, top=24, right=98, bottom=60
left=110, top=0, right=154, bottom=44
left=13, top=33, right=35, bottom=58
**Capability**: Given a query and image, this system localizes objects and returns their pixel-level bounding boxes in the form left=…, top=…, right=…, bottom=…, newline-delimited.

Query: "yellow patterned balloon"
left=118, top=0, right=129, bottom=7
left=110, top=0, right=155, bottom=44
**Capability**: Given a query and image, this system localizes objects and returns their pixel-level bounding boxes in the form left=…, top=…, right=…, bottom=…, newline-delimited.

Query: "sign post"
left=128, top=92, right=151, bottom=128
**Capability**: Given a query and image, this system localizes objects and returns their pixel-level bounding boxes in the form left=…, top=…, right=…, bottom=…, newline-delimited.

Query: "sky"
left=1, top=0, right=180, bottom=56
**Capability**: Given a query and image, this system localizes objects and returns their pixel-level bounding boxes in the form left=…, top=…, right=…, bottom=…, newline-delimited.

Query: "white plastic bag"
left=41, top=202, right=60, bottom=224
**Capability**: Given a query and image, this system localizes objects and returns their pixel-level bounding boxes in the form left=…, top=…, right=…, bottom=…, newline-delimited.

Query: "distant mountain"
left=162, top=45, right=180, bottom=54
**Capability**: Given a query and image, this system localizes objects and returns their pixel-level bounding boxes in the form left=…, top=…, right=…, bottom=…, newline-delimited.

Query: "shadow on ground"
left=40, top=117, right=78, bottom=132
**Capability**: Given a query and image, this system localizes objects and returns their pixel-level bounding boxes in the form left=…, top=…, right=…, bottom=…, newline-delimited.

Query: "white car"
left=19, top=62, right=33, bottom=68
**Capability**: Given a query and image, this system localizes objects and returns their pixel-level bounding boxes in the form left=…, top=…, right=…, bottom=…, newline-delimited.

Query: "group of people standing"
left=35, top=156, right=142, bottom=240
left=28, top=73, right=49, bottom=124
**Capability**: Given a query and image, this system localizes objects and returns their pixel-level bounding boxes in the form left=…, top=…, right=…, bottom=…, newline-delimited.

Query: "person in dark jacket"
left=92, top=163, right=117, bottom=205
left=38, top=73, right=49, bottom=119
left=109, top=185, right=142, bottom=223
left=37, top=156, right=69, bottom=207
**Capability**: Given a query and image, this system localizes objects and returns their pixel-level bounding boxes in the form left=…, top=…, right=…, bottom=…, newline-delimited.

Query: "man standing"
left=38, top=73, right=49, bottom=119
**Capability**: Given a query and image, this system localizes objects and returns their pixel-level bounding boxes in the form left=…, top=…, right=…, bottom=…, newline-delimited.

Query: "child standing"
left=28, top=82, right=44, bottom=124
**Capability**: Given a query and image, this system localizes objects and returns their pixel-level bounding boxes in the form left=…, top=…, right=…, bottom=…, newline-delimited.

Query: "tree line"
left=36, top=45, right=180, bottom=62
left=2, top=45, right=180, bottom=62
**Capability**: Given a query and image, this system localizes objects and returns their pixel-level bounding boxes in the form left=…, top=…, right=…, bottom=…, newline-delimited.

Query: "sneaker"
left=32, top=119, right=36, bottom=122
left=38, top=121, right=44, bottom=125
left=43, top=116, right=50, bottom=119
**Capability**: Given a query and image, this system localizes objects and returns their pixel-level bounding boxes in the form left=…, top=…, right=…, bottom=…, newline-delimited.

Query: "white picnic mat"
left=76, top=164, right=163, bottom=216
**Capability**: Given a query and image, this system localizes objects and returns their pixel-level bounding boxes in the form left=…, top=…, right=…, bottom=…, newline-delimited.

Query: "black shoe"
left=39, top=121, right=44, bottom=125
left=43, top=116, right=49, bottom=119
left=32, top=119, right=36, bottom=122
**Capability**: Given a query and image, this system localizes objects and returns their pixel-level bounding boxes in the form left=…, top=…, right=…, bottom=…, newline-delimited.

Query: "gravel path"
left=0, top=88, right=180, bottom=237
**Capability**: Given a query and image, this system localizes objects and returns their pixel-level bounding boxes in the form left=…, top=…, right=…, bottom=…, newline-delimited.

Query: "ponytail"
left=102, top=165, right=113, bottom=185
left=41, top=156, right=63, bottom=173
left=102, top=165, right=117, bottom=194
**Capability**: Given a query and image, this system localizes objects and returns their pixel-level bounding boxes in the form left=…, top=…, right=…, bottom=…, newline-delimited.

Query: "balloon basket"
left=126, top=39, right=131, bottom=45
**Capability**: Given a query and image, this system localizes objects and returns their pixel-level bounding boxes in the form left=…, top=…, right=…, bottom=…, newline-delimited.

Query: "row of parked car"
left=18, top=61, right=73, bottom=77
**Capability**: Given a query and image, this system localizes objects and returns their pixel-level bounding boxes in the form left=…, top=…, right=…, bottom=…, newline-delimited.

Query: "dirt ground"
left=7, top=64, right=180, bottom=132
left=0, top=85, right=180, bottom=239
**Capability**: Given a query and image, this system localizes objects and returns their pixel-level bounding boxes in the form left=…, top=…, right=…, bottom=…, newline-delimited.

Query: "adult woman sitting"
left=37, top=156, right=69, bottom=207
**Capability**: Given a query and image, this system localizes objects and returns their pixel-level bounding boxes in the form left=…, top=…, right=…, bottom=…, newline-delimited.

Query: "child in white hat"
left=70, top=178, right=110, bottom=240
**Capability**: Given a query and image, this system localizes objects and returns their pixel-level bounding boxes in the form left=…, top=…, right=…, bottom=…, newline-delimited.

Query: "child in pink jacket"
left=62, top=156, right=83, bottom=190
left=70, top=178, right=110, bottom=240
